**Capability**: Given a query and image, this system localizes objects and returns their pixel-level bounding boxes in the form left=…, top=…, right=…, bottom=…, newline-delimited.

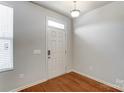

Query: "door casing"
left=45, top=16, right=67, bottom=80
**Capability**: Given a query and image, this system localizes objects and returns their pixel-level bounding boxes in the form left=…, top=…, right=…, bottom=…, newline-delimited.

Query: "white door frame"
left=45, top=16, right=67, bottom=80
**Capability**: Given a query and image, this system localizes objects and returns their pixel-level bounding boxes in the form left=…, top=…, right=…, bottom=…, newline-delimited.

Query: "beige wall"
left=73, top=1, right=124, bottom=89
left=0, top=1, right=72, bottom=91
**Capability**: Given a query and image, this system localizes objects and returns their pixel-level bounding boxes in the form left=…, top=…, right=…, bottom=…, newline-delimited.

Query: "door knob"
left=48, top=50, right=50, bottom=55
left=48, top=50, right=51, bottom=59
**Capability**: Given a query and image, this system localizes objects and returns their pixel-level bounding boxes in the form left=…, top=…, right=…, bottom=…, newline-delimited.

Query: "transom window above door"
left=48, top=20, right=64, bottom=29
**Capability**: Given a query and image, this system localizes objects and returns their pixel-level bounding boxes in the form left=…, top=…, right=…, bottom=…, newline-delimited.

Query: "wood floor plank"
left=69, top=72, right=121, bottom=92
left=20, top=72, right=122, bottom=92
left=63, top=73, right=99, bottom=92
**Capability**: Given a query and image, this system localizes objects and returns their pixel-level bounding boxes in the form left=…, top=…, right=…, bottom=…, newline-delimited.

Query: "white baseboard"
left=72, top=69, right=124, bottom=91
left=9, top=79, right=47, bottom=92
left=10, top=69, right=72, bottom=92
left=66, top=69, right=73, bottom=73
left=9, top=69, right=124, bottom=92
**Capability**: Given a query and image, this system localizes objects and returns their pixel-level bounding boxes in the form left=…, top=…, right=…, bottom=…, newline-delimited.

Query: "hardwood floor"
left=20, top=72, right=121, bottom=92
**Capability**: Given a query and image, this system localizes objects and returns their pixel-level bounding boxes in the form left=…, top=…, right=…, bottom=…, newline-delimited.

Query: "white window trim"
left=0, top=4, right=13, bottom=73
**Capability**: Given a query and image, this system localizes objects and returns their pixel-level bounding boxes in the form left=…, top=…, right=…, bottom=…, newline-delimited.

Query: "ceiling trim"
left=30, top=1, right=71, bottom=18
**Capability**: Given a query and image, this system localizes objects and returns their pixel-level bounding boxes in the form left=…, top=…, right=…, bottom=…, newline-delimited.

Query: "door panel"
left=47, top=27, right=66, bottom=79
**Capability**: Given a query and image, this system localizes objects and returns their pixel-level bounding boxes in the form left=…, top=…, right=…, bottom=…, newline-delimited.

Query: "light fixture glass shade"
left=71, top=10, right=80, bottom=18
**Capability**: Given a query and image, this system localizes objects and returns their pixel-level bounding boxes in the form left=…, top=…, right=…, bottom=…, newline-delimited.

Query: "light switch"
left=33, top=49, right=41, bottom=55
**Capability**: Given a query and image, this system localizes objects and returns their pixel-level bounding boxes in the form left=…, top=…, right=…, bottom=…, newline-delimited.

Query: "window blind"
left=0, top=4, right=13, bottom=72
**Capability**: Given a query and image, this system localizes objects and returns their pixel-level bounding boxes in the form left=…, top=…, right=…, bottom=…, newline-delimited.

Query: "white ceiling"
left=33, top=1, right=112, bottom=18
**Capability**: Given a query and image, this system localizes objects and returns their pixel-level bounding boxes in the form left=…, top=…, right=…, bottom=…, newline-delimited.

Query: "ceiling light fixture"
left=71, top=1, right=80, bottom=18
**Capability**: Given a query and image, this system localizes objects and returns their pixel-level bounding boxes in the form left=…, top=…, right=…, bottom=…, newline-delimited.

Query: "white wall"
left=0, top=1, right=72, bottom=91
left=73, top=1, right=124, bottom=89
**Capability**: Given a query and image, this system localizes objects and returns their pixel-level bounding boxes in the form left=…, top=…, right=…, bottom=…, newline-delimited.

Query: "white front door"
left=47, top=27, right=66, bottom=79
